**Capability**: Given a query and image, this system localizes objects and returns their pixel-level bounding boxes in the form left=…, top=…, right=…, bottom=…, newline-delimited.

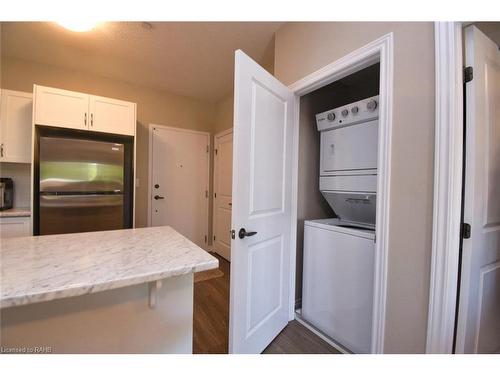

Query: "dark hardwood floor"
left=193, top=253, right=230, bottom=353
left=193, top=253, right=339, bottom=354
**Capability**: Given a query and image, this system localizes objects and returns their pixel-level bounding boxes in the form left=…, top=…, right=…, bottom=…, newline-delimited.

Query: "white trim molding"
left=426, top=22, right=464, bottom=354
left=288, top=32, right=394, bottom=354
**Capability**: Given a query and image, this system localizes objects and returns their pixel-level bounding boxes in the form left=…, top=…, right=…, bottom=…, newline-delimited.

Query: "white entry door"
left=229, top=50, right=295, bottom=353
left=150, top=125, right=209, bottom=249
left=213, top=129, right=233, bottom=261
left=456, top=25, right=500, bottom=354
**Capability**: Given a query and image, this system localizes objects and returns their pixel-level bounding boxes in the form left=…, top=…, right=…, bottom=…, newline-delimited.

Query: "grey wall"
left=294, top=95, right=334, bottom=305
left=275, top=22, right=435, bottom=353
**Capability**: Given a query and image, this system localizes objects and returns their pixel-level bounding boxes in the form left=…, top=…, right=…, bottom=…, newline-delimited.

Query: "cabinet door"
left=0, top=89, right=33, bottom=163
left=0, top=217, right=31, bottom=238
left=34, top=85, right=89, bottom=131
left=89, top=95, right=136, bottom=136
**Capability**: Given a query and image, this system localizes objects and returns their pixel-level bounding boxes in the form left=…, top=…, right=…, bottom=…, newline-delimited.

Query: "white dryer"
left=302, top=96, right=379, bottom=353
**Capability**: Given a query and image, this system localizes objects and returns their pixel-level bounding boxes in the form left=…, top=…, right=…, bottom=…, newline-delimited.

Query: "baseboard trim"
left=294, top=311, right=351, bottom=354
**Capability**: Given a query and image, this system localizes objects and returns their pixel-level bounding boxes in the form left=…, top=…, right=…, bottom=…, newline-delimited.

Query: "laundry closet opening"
left=294, top=62, right=380, bottom=354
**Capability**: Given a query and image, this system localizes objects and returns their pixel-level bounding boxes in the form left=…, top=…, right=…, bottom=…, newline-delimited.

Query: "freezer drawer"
left=302, top=222, right=375, bottom=353
left=320, top=119, right=378, bottom=175
left=40, top=194, right=124, bottom=235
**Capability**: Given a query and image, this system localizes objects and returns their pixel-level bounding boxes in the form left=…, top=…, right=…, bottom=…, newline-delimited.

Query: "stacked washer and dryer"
left=301, top=95, right=379, bottom=354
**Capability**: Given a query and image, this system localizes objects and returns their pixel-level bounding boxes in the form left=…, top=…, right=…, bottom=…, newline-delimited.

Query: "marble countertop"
left=0, top=226, right=218, bottom=309
left=0, top=207, right=31, bottom=218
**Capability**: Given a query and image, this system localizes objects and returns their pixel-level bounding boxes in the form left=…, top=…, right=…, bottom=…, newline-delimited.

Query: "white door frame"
left=287, top=33, right=394, bottom=354
left=212, top=127, right=233, bottom=258
left=425, top=22, right=465, bottom=354
left=147, top=124, right=210, bottom=248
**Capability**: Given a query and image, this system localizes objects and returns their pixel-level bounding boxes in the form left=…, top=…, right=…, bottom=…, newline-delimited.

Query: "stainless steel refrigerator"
left=35, top=129, right=134, bottom=235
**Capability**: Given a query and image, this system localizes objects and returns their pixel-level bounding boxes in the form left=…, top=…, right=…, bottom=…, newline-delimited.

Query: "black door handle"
left=154, top=195, right=165, bottom=200
left=238, top=228, right=257, bottom=239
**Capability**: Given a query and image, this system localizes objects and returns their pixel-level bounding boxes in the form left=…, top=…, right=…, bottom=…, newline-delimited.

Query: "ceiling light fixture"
left=56, top=21, right=99, bottom=32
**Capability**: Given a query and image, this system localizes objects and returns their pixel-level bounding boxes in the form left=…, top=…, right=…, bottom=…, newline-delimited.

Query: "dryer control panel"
left=316, top=95, right=379, bottom=132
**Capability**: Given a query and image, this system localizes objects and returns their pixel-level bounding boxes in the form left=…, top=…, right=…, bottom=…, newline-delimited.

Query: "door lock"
left=231, top=230, right=235, bottom=240
left=238, top=228, right=257, bottom=239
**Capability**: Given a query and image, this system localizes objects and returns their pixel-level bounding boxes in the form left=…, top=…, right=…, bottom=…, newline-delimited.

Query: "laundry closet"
left=295, top=63, right=380, bottom=353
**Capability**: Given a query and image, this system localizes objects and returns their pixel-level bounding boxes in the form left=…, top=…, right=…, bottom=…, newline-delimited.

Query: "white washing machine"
left=302, top=219, right=375, bottom=353
left=302, top=96, right=379, bottom=353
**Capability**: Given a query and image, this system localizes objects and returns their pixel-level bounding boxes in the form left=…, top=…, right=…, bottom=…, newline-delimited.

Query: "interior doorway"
left=455, top=24, right=500, bottom=354
left=226, top=33, right=393, bottom=354
left=427, top=22, right=500, bottom=354
left=212, top=128, right=233, bottom=261
left=148, top=124, right=210, bottom=249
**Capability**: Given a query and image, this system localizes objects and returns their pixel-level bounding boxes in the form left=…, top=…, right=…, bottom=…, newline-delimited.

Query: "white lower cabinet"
left=0, top=216, right=31, bottom=238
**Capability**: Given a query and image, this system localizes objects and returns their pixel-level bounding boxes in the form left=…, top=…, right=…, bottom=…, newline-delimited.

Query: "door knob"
left=154, top=195, right=165, bottom=200
left=238, top=228, right=257, bottom=239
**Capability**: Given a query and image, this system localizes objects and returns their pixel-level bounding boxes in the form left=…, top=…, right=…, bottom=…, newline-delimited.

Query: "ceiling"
left=472, top=22, right=500, bottom=47
left=1, top=22, right=283, bottom=102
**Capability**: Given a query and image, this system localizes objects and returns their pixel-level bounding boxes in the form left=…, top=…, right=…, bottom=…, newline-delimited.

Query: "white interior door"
left=213, top=129, right=233, bottom=261
left=456, top=25, right=500, bottom=354
left=150, top=125, right=209, bottom=249
left=229, top=50, right=295, bottom=353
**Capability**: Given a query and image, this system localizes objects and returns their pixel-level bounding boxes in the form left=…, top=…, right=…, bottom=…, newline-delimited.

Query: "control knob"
left=327, top=112, right=336, bottom=121
left=351, top=106, right=359, bottom=114
left=367, top=99, right=378, bottom=111
left=341, top=109, right=349, bottom=117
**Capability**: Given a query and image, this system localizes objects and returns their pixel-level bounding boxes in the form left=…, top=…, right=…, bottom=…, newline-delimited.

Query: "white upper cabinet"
left=33, top=85, right=136, bottom=136
left=0, top=89, right=33, bottom=163
left=34, top=85, right=89, bottom=131
left=89, top=95, right=136, bottom=136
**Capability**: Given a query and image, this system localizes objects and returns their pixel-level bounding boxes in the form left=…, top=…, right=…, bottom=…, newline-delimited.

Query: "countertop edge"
left=0, top=258, right=219, bottom=309
left=0, top=208, right=31, bottom=218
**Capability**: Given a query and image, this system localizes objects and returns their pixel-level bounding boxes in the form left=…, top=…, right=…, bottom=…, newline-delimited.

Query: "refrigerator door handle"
left=40, top=194, right=123, bottom=208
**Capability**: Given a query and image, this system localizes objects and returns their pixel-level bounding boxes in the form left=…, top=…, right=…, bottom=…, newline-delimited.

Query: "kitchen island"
left=0, top=226, right=218, bottom=353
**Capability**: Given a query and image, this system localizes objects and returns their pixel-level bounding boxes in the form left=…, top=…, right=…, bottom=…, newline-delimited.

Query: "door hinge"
left=205, top=190, right=208, bottom=198
left=464, top=66, right=473, bottom=83
left=230, top=229, right=235, bottom=240
left=204, top=235, right=207, bottom=243
left=215, top=148, right=218, bottom=155
left=213, top=235, right=216, bottom=241
left=206, top=145, right=209, bottom=153
left=461, top=223, right=471, bottom=239
left=214, top=192, right=217, bottom=198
